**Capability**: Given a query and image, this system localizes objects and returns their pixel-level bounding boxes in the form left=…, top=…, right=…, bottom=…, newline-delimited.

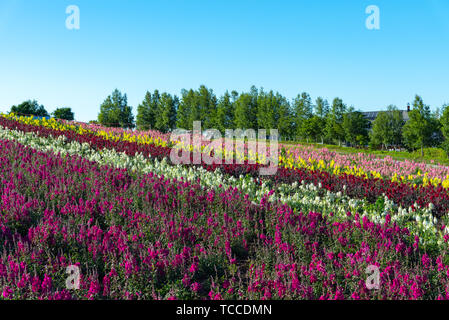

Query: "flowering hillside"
left=1, top=114, right=449, bottom=300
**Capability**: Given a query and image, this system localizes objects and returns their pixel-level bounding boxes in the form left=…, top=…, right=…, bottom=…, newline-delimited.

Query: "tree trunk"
left=421, top=144, right=424, bottom=157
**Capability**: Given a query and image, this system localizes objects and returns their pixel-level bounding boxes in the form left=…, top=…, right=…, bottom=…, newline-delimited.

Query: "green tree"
left=302, top=116, right=326, bottom=143
left=402, top=95, right=433, bottom=156
left=98, top=89, right=134, bottom=128
left=369, top=105, right=404, bottom=149
left=325, top=98, right=346, bottom=145
left=429, top=112, right=443, bottom=147
left=196, top=85, right=217, bottom=129
left=177, top=89, right=195, bottom=130
left=314, top=97, right=329, bottom=143
left=215, top=91, right=235, bottom=133
left=176, top=86, right=217, bottom=130
left=136, top=90, right=160, bottom=130
left=343, top=107, right=370, bottom=146
left=440, top=104, right=449, bottom=155
left=315, top=97, right=329, bottom=119
left=276, top=95, right=294, bottom=140
left=293, top=92, right=313, bottom=139
left=155, top=93, right=178, bottom=133
left=440, top=104, right=449, bottom=138
left=257, top=89, right=277, bottom=130
left=52, top=107, right=74, bottom=121
left=234, top=91, right=257, bottom=129
left=248, top=86, right=259, bottom=128
left=10, top=100, right=49, bottom=117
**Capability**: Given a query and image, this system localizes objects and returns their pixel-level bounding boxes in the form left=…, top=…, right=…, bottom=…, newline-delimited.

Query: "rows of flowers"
left=2, top=138, right=449, bottom=299
left=2, top=114, right=449, bottom=218
left=6, top=113, right=449, bottom=189
left=171, top=133, right=449, bottom=187
left=2, top=113, right=171, bottom=148
left=281, top=144, right=449, bottom=187
left=68, top=120, right=172, bottom=145
left=0, top=124, right=445, bottom=253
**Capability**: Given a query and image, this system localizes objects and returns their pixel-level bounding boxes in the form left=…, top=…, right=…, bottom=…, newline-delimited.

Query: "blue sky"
left=1, top=0, right=449, bottom=122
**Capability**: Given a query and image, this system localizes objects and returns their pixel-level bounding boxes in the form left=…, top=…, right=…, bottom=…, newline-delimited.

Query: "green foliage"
left=98, top=89, right=135, bottom=129
left=343, top=107, right=370, bottom=146
left=276, top=96, right=294, bottom=140
left=215, top=91, right=235, bottom=133
left=155, top=93, right=178, bottom=133
left=177, top=89, right=195, bottom=130
left=439, top=104, right=449, bottom=156
left=175, top=86, right=217, bottom=130
left=315, top=97, right=329, bottom=119
left=136, top=90, right=178, bottom=132
left=10, top=100, right=49, bottom=117
left=410, top=147, right=446, bottom=160
left=366, top=196, right=386, bottom=214
left=294, top=92, right=313, bottom=139
left=301, top=116, right=325, bottom=143
left=234, top=91, right=257, bottom=130
left=440, top=104, right=449, bottom=137
left=257, top=89, right=277, bottom=130
left=325, top=98, right=346, bottom=145
left=402, top=95, right=437, bottom=156
left=136, top=90, right=159, bottom=130
left=52, top=107, right=74, bottom=121
left=197, top=85, right=218, bottom=129
left=370, top=105, right=404, bottom=149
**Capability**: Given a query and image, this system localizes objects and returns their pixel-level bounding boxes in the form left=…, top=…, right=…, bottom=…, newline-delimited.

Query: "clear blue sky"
left=1, top=0, right=449, bottom=122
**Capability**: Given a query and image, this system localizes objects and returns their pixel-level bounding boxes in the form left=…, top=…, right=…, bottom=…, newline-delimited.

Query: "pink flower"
left=189, top=262, right=198, bottom=274
left=351, top=292, right=360, bottom=300
left=191, top=282, right=201, bottom=293
left=2, top=286, right=13, bottom=299
left=182, top=274, right=191, bottom=287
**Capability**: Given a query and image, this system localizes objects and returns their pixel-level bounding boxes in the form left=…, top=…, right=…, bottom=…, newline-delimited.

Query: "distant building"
left=362, top=104, right=411, bottom=123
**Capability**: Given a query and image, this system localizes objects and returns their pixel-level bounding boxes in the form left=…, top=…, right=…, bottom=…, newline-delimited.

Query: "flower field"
left=6, top=113, right=449, bottom=187
left=2, top=113, right=449, bottom=300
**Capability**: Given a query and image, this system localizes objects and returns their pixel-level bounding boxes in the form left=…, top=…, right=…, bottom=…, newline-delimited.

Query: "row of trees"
left=9, top=100, right=74, bottom=120
left=370, top=96, right=444, bottom=156
left=97, top=87, right=449, bottom=156
left=101, top=86, right=369, bottom=144
left=7, top=87, right=449, bottom=156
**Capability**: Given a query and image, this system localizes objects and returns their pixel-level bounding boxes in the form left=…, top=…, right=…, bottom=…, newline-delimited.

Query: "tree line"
left=8, top=100, right=74, bottom=121
left=6, top=86, right=449, bottom=156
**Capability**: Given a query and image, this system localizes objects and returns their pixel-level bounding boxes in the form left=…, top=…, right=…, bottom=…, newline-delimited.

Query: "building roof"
left=362, top=110, right=410, bottom=122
